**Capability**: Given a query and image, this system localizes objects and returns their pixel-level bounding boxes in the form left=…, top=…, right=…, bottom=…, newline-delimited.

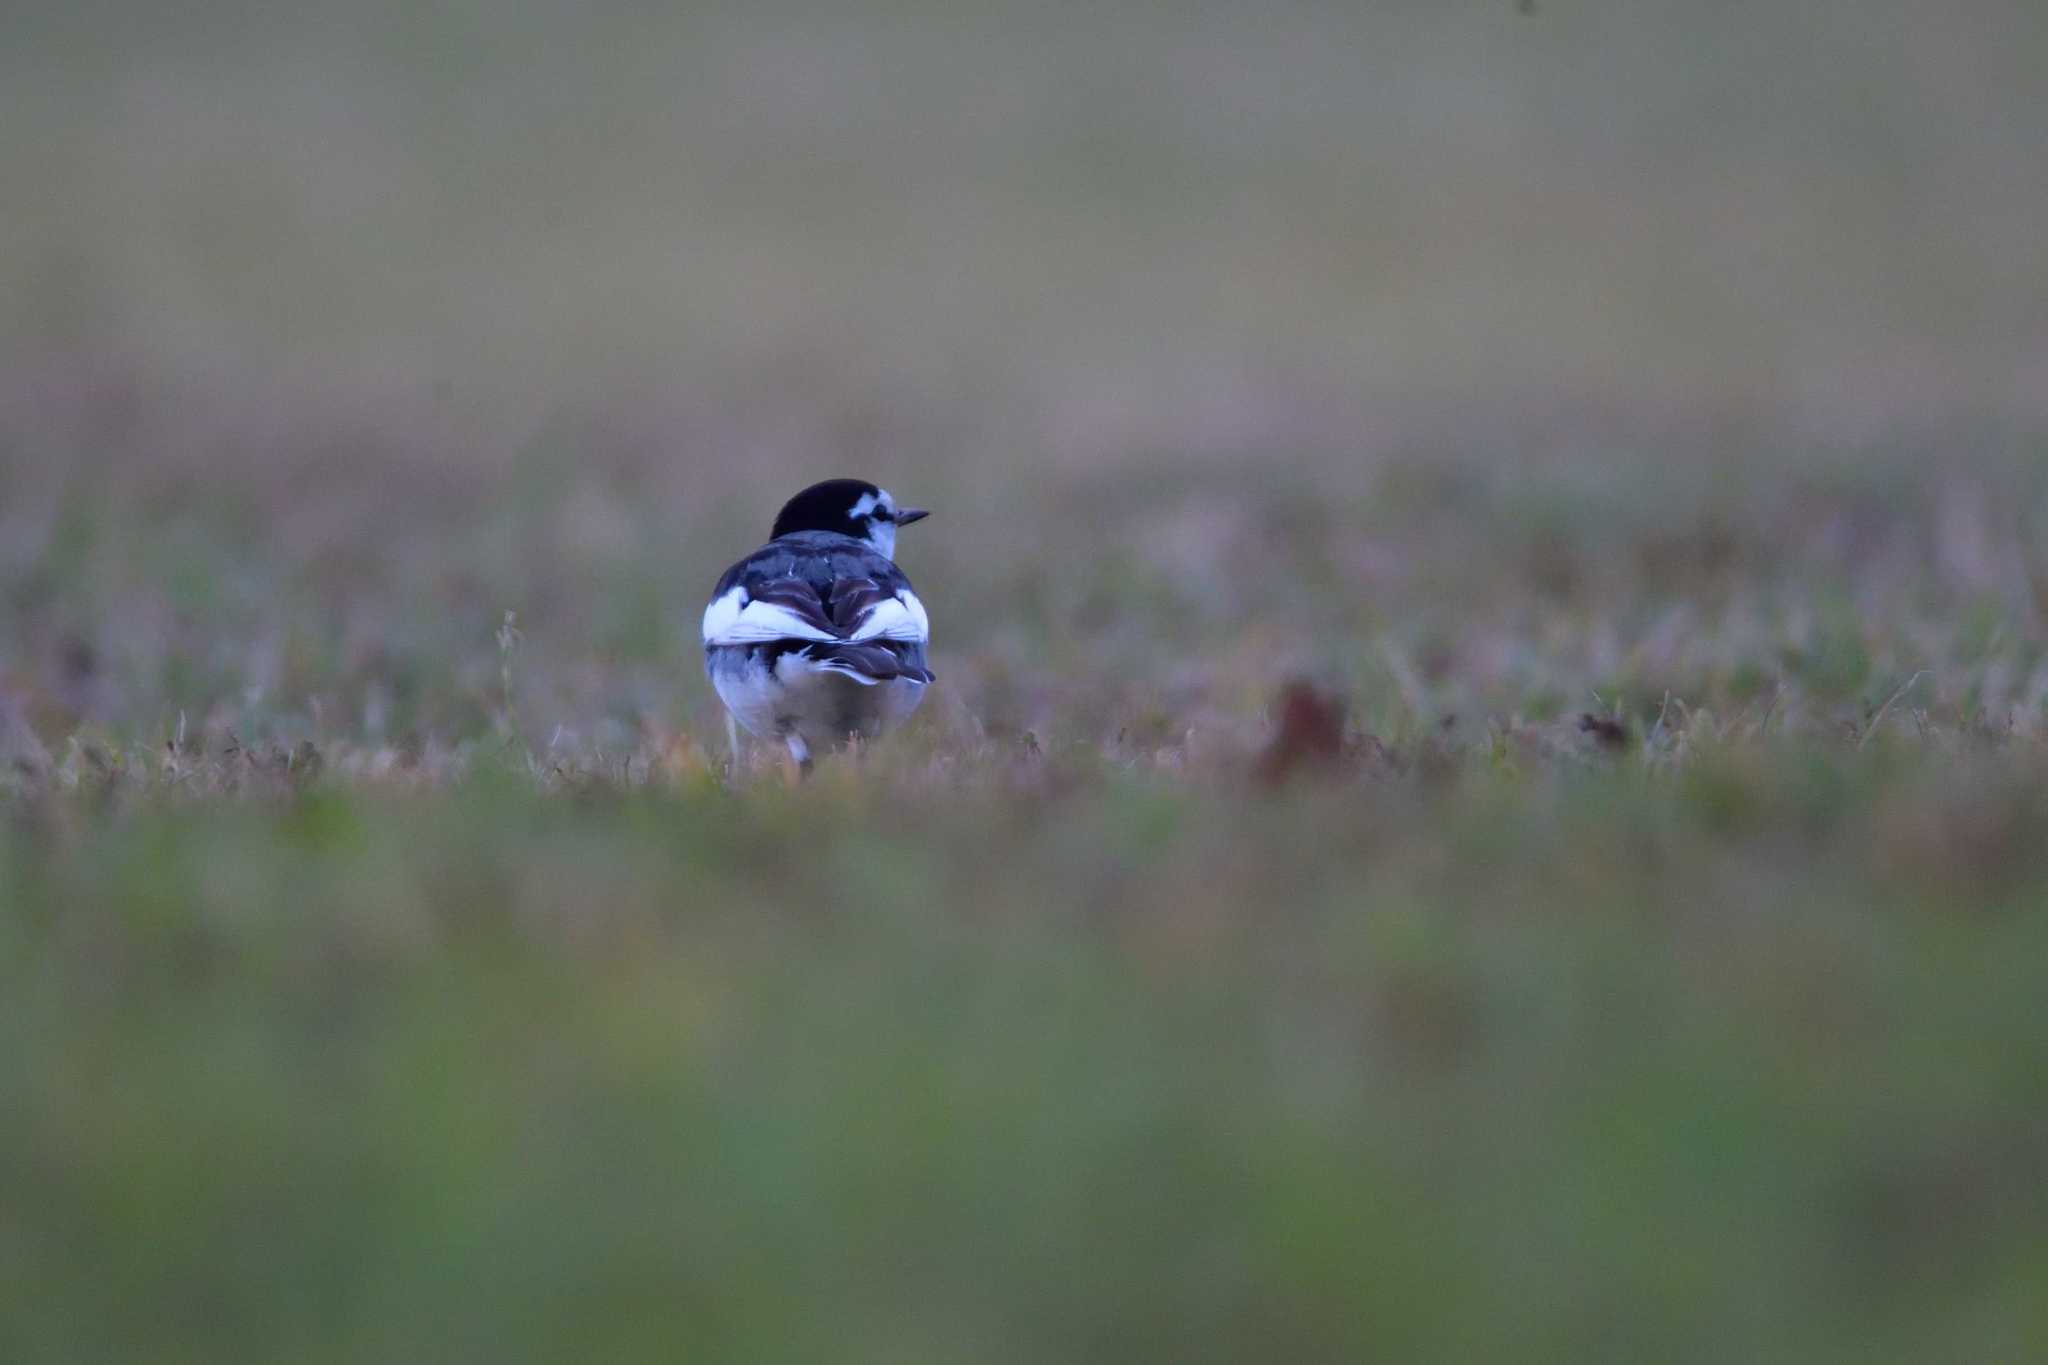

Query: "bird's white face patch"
left=847, top=488, right=899, bottom=558
left=848, top=589, right=930, bottom=644
left=701, top=586, right=837, bottom=645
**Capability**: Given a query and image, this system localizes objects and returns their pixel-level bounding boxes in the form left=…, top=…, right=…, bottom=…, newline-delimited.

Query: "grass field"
left=6, top=1, right=2048, bottom=1360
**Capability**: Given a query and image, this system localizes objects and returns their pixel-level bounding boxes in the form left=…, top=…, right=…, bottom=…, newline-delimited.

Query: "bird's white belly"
left=708, top=649, right=926, bottom=750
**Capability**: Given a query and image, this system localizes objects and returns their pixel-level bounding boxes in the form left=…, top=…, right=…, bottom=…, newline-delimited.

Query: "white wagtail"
left=702, top=479, right=933, bottom=771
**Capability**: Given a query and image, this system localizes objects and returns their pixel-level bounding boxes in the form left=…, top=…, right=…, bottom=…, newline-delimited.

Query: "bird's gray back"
left=712, top=531, right=915, bottom=601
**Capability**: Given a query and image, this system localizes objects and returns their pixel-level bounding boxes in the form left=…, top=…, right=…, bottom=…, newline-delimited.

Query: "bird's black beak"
left=896, top=507, right=930, bottom=526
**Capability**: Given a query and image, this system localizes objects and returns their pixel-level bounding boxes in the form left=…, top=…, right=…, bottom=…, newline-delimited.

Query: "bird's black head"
left=770, top=478, right=928, bottom=559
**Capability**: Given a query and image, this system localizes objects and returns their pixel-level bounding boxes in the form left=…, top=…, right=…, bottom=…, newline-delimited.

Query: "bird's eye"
left=874, top=509, right=895, bottom=523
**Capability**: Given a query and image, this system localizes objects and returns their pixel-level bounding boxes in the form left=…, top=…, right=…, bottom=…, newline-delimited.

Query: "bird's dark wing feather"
left=802, top=642, right=909, bottom=683
left=746, top=577, right=836, bottom=636
left=705, top=532, right=932, bottom=682
left=826, top=578, right=895, bottom=632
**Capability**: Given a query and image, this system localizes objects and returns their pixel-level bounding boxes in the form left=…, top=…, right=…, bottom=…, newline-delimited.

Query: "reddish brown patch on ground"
left=1578, top=712, right=1631, bottom=750
left=1255, top=681, right=1349, bottom=786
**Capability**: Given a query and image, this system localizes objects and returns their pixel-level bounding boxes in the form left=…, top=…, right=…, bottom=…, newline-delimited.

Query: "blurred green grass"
left=6, top=761, right=2048, bottom=1362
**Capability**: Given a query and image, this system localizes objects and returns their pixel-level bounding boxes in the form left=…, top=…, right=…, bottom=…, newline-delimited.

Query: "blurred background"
left=9, top=6, right=2048, bottom=1363
left=6, top=0, right=2048, bottom=754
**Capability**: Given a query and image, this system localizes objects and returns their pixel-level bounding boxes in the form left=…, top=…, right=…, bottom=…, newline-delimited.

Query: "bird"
left=702, top=478, right=934, bottom=773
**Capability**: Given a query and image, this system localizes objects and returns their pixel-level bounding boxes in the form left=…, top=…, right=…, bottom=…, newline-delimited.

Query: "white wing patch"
left=848, top=590, right=930, bottom=643
left=701, top=586, right=837, bottom=645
